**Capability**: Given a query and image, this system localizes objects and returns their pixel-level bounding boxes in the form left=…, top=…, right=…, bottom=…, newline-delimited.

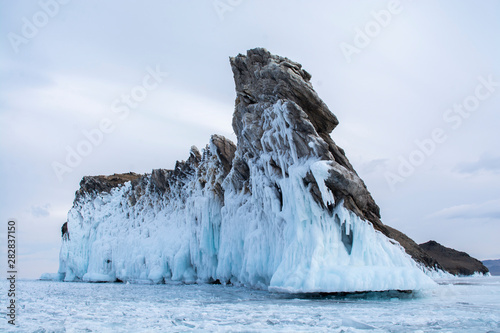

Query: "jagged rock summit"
left=57, top=48, right=437, bottom=292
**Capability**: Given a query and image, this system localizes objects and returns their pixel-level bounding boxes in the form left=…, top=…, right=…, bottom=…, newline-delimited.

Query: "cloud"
left=30, top=204, right=51, bottom=218
left=428, top=199, right=500, bottom=220
left=359, top=158, right=389, bottom=174
left=455, top=154, right=500, bottom=175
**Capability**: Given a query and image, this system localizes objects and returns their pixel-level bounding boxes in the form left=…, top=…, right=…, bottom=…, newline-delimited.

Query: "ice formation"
left=57, top=48, right=436, bottom=292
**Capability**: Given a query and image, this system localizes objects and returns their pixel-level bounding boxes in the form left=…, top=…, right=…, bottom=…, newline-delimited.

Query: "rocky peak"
left=419, top=240, right=489, bottom=275
left=210, top=134, right=236, bottom=176
left=230, top=48, right=338, bottom=141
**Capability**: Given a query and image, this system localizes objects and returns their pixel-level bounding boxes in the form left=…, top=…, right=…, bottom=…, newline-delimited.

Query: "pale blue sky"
left=1, top=0, right=499, bottom=278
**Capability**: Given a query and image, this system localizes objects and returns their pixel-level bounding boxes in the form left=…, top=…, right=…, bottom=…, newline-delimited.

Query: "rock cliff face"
left=229, top=48, right=439, bottom=269
left=57, top=48, right=437, bottom=292
left=419, top=241, right=489, bottom=276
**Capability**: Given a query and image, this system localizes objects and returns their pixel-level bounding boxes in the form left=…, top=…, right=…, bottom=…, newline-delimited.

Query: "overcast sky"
left=1, top=0, right=499, bottom=278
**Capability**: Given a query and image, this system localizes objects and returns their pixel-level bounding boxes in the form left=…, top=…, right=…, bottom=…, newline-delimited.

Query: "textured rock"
left=210, top=134, right=236, bottom=176
left=419, top=241, right=489, bottom=275
left=61, top=221, right=69, bottom=241
left=74, top=172, right=142, bottom=201
left=230, top=48, right=338, bottom=136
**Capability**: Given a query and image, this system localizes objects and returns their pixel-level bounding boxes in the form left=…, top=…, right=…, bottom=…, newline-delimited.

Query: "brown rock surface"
left=75, top=172, right=142, bottom=200
left=419, top=240, right=489, bottom=275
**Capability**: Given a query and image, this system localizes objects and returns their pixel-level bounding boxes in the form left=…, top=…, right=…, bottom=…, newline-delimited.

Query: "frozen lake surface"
left=1, top=276, right=499, bottom=332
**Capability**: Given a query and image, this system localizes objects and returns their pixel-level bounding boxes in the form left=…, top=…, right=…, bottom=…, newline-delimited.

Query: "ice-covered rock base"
left=58, top=169, right=433, bottom=291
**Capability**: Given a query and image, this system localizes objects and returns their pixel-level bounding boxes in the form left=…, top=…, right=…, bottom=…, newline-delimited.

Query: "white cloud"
left=29, top=204, right=51, bottom=218
left=428, top=199, right=500, bottom=220
left=455, top=153, right=500, bottom=175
